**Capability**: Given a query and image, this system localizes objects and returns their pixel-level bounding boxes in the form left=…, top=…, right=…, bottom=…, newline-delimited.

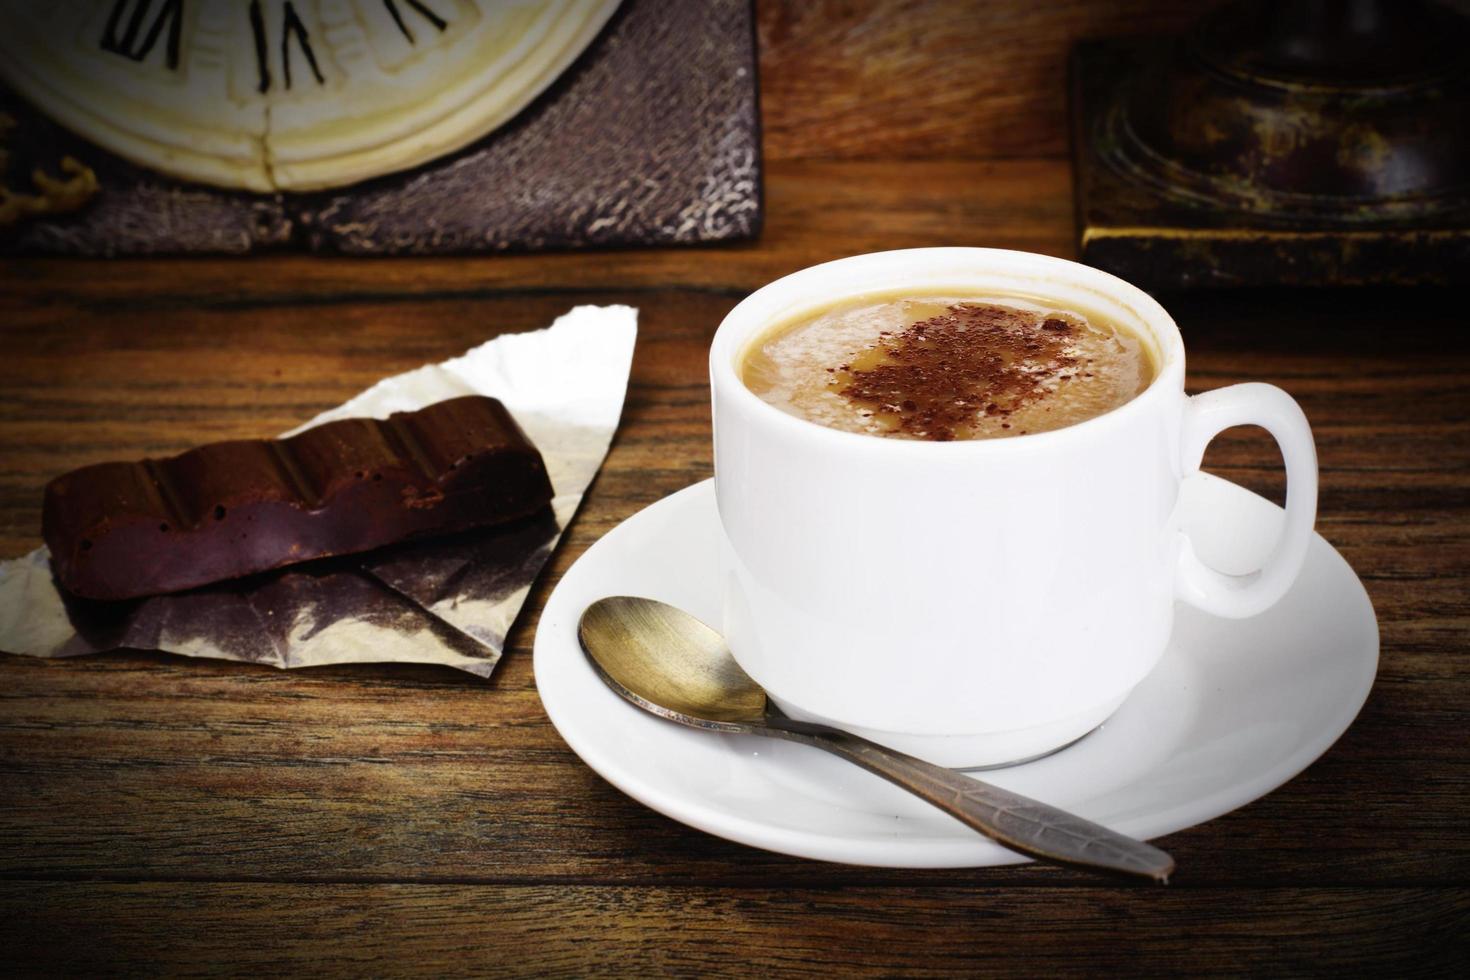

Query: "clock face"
left=0, top=0, right=622, bottom=191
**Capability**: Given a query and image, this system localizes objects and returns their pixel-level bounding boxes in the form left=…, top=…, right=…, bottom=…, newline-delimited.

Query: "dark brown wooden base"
left=1070, top=40, right=1470, bottom=289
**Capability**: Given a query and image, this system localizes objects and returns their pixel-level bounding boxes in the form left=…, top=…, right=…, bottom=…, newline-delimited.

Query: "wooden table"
left=2, top=159, right=1467, bottom=975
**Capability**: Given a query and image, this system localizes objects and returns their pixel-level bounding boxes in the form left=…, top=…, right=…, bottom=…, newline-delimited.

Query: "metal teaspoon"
left=577, top=596, right=1175, bottom=883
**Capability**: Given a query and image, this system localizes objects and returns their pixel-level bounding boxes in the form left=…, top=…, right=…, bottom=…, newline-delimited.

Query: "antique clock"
left=0, top=0, right=622, bottom=191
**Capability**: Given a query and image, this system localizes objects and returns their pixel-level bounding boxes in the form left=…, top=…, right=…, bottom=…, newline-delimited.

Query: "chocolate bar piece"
left=43, top=396, right=554, bottom=601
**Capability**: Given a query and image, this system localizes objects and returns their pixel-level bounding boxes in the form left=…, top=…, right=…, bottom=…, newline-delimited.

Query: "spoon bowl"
left=579, top=595, right=766, bottom=726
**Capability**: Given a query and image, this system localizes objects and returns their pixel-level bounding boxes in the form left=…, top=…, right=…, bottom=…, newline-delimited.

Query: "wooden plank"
left=0, top=643, right=1465, bottom=887
left=2, top=882, right=1465, bottom=976
left=1, top=276, right=1467, bottom=889
left=756, top=0, right=1202, bottom=160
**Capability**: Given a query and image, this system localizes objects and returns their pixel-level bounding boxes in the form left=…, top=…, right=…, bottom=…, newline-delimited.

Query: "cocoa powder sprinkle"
left=833, top=303, right=1080, bottom=441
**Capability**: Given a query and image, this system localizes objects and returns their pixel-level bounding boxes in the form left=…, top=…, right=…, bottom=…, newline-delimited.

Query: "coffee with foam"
left=740, top=293, right=1155, bottom=440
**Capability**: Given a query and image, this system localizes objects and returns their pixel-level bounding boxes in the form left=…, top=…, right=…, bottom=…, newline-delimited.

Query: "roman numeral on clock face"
left=249, top=0, right=325, bottom=93
left=98, top=1, right=458, bottom=91
left=383, top=0, right=448, bottom=44
left=100, top=0, right=184, bottom=70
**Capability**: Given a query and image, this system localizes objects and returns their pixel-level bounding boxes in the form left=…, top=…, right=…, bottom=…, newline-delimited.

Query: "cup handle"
left=1175, top=383, right=1318, bottom=618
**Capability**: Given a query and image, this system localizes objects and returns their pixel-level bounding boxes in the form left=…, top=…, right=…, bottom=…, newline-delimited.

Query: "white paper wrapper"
left=0, top=305, right=637, bottom=678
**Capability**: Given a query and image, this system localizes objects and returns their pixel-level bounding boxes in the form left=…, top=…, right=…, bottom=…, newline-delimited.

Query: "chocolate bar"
left=43, top=396, right=554, bottom=601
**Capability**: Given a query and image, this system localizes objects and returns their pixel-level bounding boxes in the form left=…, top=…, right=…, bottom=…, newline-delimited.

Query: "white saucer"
left=534, top=476, right=1378, bottom=868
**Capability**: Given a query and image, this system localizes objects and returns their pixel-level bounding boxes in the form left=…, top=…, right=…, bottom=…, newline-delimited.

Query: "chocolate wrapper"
left=0, top=306, right=637, bottom=678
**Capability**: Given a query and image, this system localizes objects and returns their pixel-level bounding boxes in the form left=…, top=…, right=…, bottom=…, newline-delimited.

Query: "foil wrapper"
left=0, top=305, right=637, bottom=678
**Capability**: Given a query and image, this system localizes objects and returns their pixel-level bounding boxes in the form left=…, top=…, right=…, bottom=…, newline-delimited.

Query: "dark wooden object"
left=1072, top=0, right=1470, bottom=287
left=1, top=158, right=1467, bottom=974
left=2, top=0, right=761, bottom=256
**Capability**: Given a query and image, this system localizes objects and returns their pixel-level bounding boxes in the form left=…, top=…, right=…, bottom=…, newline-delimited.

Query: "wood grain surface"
left=7, top=884, right=1464, bottom=976
left=7, top=8, right=1469, bottom=978
left=756, top=0, right=1201, bottom=160
left=1, top=156, right=1467, bottom=974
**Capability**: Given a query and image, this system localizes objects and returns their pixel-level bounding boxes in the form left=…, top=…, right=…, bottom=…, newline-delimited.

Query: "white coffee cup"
left=710, top=248, right=1317, bottom=768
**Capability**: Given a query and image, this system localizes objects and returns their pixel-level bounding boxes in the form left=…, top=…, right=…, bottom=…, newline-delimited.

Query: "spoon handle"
left=778, top=723, right=1174, bottom=882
